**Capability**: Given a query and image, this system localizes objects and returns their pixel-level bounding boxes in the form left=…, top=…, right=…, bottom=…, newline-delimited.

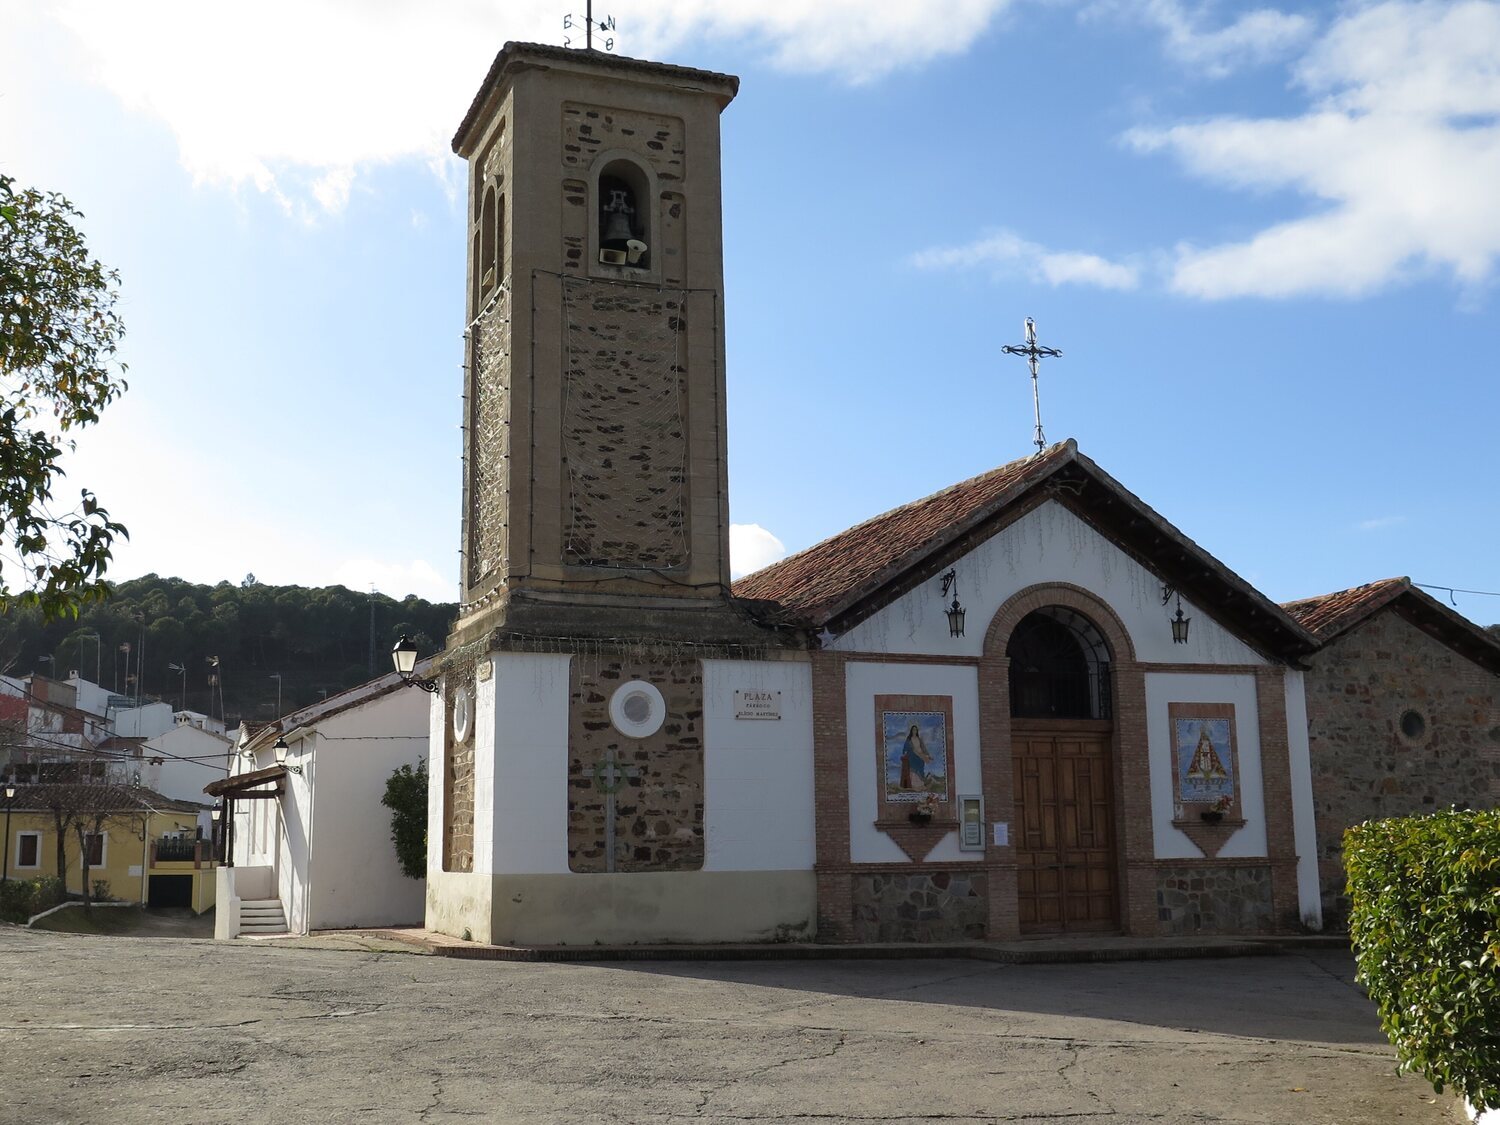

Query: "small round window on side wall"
left=609, top=680, right=666, bottom=740
left=1398, top=709, right=1427, bottom=743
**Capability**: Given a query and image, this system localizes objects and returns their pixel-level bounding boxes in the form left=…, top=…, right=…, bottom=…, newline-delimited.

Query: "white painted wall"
left=702, top=659, right=815, bottom=872
left=834, top=500, right=1269, bottom=666
left=426, top=687, right=446, bottom=882
left=488, top=653, right=571, bottom=876
left=141, top=724, right=231, bottom=812
left=1283, top=670, right=1322, bottom=929
left=844, top=661, right=981, bottom=864
left=111, top=702, right=176, bottom=739
left=1145, top=672, right=1267, bottom=860
left=306, top=687, right=429, bottom=929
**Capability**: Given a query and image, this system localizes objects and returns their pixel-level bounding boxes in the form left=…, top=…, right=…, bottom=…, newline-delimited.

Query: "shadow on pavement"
left=590, top=949, right=1387, bottom=1046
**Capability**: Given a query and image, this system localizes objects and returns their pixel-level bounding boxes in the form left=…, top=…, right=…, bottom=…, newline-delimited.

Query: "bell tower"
left=449, top=43, right=755, bottom=645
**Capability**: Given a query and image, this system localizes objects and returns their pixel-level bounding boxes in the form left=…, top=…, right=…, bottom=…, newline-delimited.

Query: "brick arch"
left=977, top=582, right=1155, bottom=939
left=983, top=581, right=1137, bottom=666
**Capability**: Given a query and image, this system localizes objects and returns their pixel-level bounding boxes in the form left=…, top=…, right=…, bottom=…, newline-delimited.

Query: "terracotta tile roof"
left=1283, top=579, right=1500, bottom=673
left=1281, top=578, right=1410, bottom=640
left=734, top=442, right=1073, bottom=625
left=7, top=782, right=206, bottom=815
left=733, top=439, right=1318, bottom=663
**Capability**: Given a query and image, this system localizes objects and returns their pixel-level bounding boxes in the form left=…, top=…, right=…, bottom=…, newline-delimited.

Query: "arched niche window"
left=597, top=158, right=650, bottom=269
left=1007, top=607, right=1113, bottom=720
left=479, top=185, right=498, bottom=298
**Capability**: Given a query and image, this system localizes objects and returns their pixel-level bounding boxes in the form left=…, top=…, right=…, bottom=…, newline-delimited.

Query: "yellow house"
left=1, top=783, right=217, bottom=913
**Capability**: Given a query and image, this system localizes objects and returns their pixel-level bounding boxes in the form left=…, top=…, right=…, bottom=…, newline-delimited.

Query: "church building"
left=419, top=42, right=1498, bottom=947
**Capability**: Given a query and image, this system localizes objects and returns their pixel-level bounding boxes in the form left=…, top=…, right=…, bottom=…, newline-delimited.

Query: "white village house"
left=209, top=671, right=429, bottom=937
left=402, top=43, right=1498, bottom=949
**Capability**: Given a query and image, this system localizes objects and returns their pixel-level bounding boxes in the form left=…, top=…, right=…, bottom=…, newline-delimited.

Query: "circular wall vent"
left=1398, top=709, right=1427, bottom=742
left=609, top=680, right=666, bottom=739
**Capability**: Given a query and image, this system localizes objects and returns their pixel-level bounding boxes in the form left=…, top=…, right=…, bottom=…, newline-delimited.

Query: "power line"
left=1415, top=582, right=1500, bottom=607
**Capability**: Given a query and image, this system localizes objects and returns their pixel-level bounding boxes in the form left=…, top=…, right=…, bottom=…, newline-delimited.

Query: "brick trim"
left=811, top=650, right=854, bottom=942
left=831, top=651, right=983, bottom=666
left=1139, top=663, right=1269, bottom=675
left=1255, top=666, right=1302, bottom=928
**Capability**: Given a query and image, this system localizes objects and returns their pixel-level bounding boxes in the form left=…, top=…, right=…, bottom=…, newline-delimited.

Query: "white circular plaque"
left=451, top=685, right=472, bottom=743
left=609, top=680, right=666, bottom=739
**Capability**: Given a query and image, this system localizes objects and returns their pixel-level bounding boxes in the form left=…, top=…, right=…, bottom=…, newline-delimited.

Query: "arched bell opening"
left=479, top=185, right=499, bottom=299
left=1006, top=606, right=1113, bottom=721
left=596, top=158, right=651, bottom=269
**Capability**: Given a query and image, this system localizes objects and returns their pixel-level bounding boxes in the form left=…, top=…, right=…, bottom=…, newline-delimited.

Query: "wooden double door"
left=1013, top=722, right=1119, bottom=933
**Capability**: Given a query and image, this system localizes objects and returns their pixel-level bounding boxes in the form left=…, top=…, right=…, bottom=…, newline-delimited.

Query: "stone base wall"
left=568, top=654, right=704, bottom=872
left=851, top=871, right=987, bottom=943
left=1155, top=865, right=1273, bottom=935
left=1304, top=610, right=1500, bottom=927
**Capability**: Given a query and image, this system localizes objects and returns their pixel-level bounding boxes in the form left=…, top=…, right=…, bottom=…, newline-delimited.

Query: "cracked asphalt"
left=0, top=926, right=1457, bottom=1124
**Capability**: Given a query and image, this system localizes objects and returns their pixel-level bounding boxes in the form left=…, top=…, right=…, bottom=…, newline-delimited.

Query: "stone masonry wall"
left=443, top=666, right=477, bottom=873
left=1155, top=865, right=1273, bottom=935
left=851, top=872, right=988, bottom=943
left=561, top=277, right=688, bottom=569
left=568, top=655, right=704, bottom=872
left=467, top=293, right=510, bottom=589
left=562, top=103, right=685, bottom=183
left=1304, top=610, right=1500, bottom=926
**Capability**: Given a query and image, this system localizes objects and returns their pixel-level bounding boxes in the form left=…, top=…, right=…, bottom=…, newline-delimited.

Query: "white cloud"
left=18, top=0, right=1020, bottom=211
left=912, top=229, right=1140, bottom=290
left=1127, top=1, right=1500, bottom=299
left=1087, top=0, right=1313, bottom=76
left=730, top=523, right=787, bottom=580
left=1357, top=515, right=1406, bottom=531
left=630, top=0, right=1017, bottom=83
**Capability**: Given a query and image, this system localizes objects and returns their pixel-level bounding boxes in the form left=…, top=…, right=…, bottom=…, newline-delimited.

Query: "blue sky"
left=3, top=1, right=1497, bottom=625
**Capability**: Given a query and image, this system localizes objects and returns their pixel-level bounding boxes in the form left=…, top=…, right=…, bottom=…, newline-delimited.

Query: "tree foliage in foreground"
left=1346, top=809, right=1500, bottom=1112
left=0, top=173, right=128, bottom=620
left=381, top=760, right=428, bottom=880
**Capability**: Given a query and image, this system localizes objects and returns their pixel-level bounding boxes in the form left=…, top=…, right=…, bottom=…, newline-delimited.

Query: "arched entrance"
left=1008, top=607, right=1118, bottom=932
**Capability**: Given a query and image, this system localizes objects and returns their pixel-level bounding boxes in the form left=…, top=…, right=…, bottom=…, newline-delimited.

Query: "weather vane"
left=1001, top=317, right=1063, bottom=454
left=564, top=0, right=616, bottom=51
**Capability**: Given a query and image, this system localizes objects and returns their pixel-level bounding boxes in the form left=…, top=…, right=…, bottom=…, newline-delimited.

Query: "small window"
left=1399, top=709, right=1427, bottom=742
left=16, top=831, right=40, bottom=869
left=82, top=832, right=104, bottom=867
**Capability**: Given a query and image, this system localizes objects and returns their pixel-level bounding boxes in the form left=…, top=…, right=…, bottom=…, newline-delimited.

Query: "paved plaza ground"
left=0, top=924, right=1459, bottom=1124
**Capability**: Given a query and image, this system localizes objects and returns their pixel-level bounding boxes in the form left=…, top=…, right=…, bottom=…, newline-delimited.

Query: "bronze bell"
left=601, top=188, right=635, bottom=245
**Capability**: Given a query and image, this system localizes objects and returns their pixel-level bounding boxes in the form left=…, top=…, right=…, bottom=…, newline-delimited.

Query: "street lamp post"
left=2, top=783, right=16, bottom=885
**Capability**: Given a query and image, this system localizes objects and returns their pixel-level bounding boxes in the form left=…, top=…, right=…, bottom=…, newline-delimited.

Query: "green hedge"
left=0, top=876, right=65, bottom=923
left=1346, top=808, right=1500, bottom=1111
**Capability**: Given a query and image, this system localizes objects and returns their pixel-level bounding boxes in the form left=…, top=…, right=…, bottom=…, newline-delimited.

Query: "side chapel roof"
left=1282, top=577, right=1500, bottom=675
left=733, top=439, right=1319, bottom=664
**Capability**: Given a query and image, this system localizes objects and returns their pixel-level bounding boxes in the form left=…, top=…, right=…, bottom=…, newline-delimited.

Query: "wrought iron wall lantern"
left=391, top=635, right=440, bottom=693
left=941, top=569, right=966, bottom=638
left=273, top=736, right=303, bottom=775
left=1161, top=585, right=1191, bottom=645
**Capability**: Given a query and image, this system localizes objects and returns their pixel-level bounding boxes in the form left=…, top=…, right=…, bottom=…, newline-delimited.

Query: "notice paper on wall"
left=992, top=822, right=1009, bottom=847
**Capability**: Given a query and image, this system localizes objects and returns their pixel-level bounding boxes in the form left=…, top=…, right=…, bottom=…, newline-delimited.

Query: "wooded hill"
left=0, top=575, right=456, bottom=727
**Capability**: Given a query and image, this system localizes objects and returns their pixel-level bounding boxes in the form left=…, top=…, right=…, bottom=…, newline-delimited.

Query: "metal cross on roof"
left=1001, top=317, right=1063, bottom=454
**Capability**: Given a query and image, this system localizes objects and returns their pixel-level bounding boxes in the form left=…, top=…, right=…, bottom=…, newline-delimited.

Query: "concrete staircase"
left=239, top=899, right=289, bottom=935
